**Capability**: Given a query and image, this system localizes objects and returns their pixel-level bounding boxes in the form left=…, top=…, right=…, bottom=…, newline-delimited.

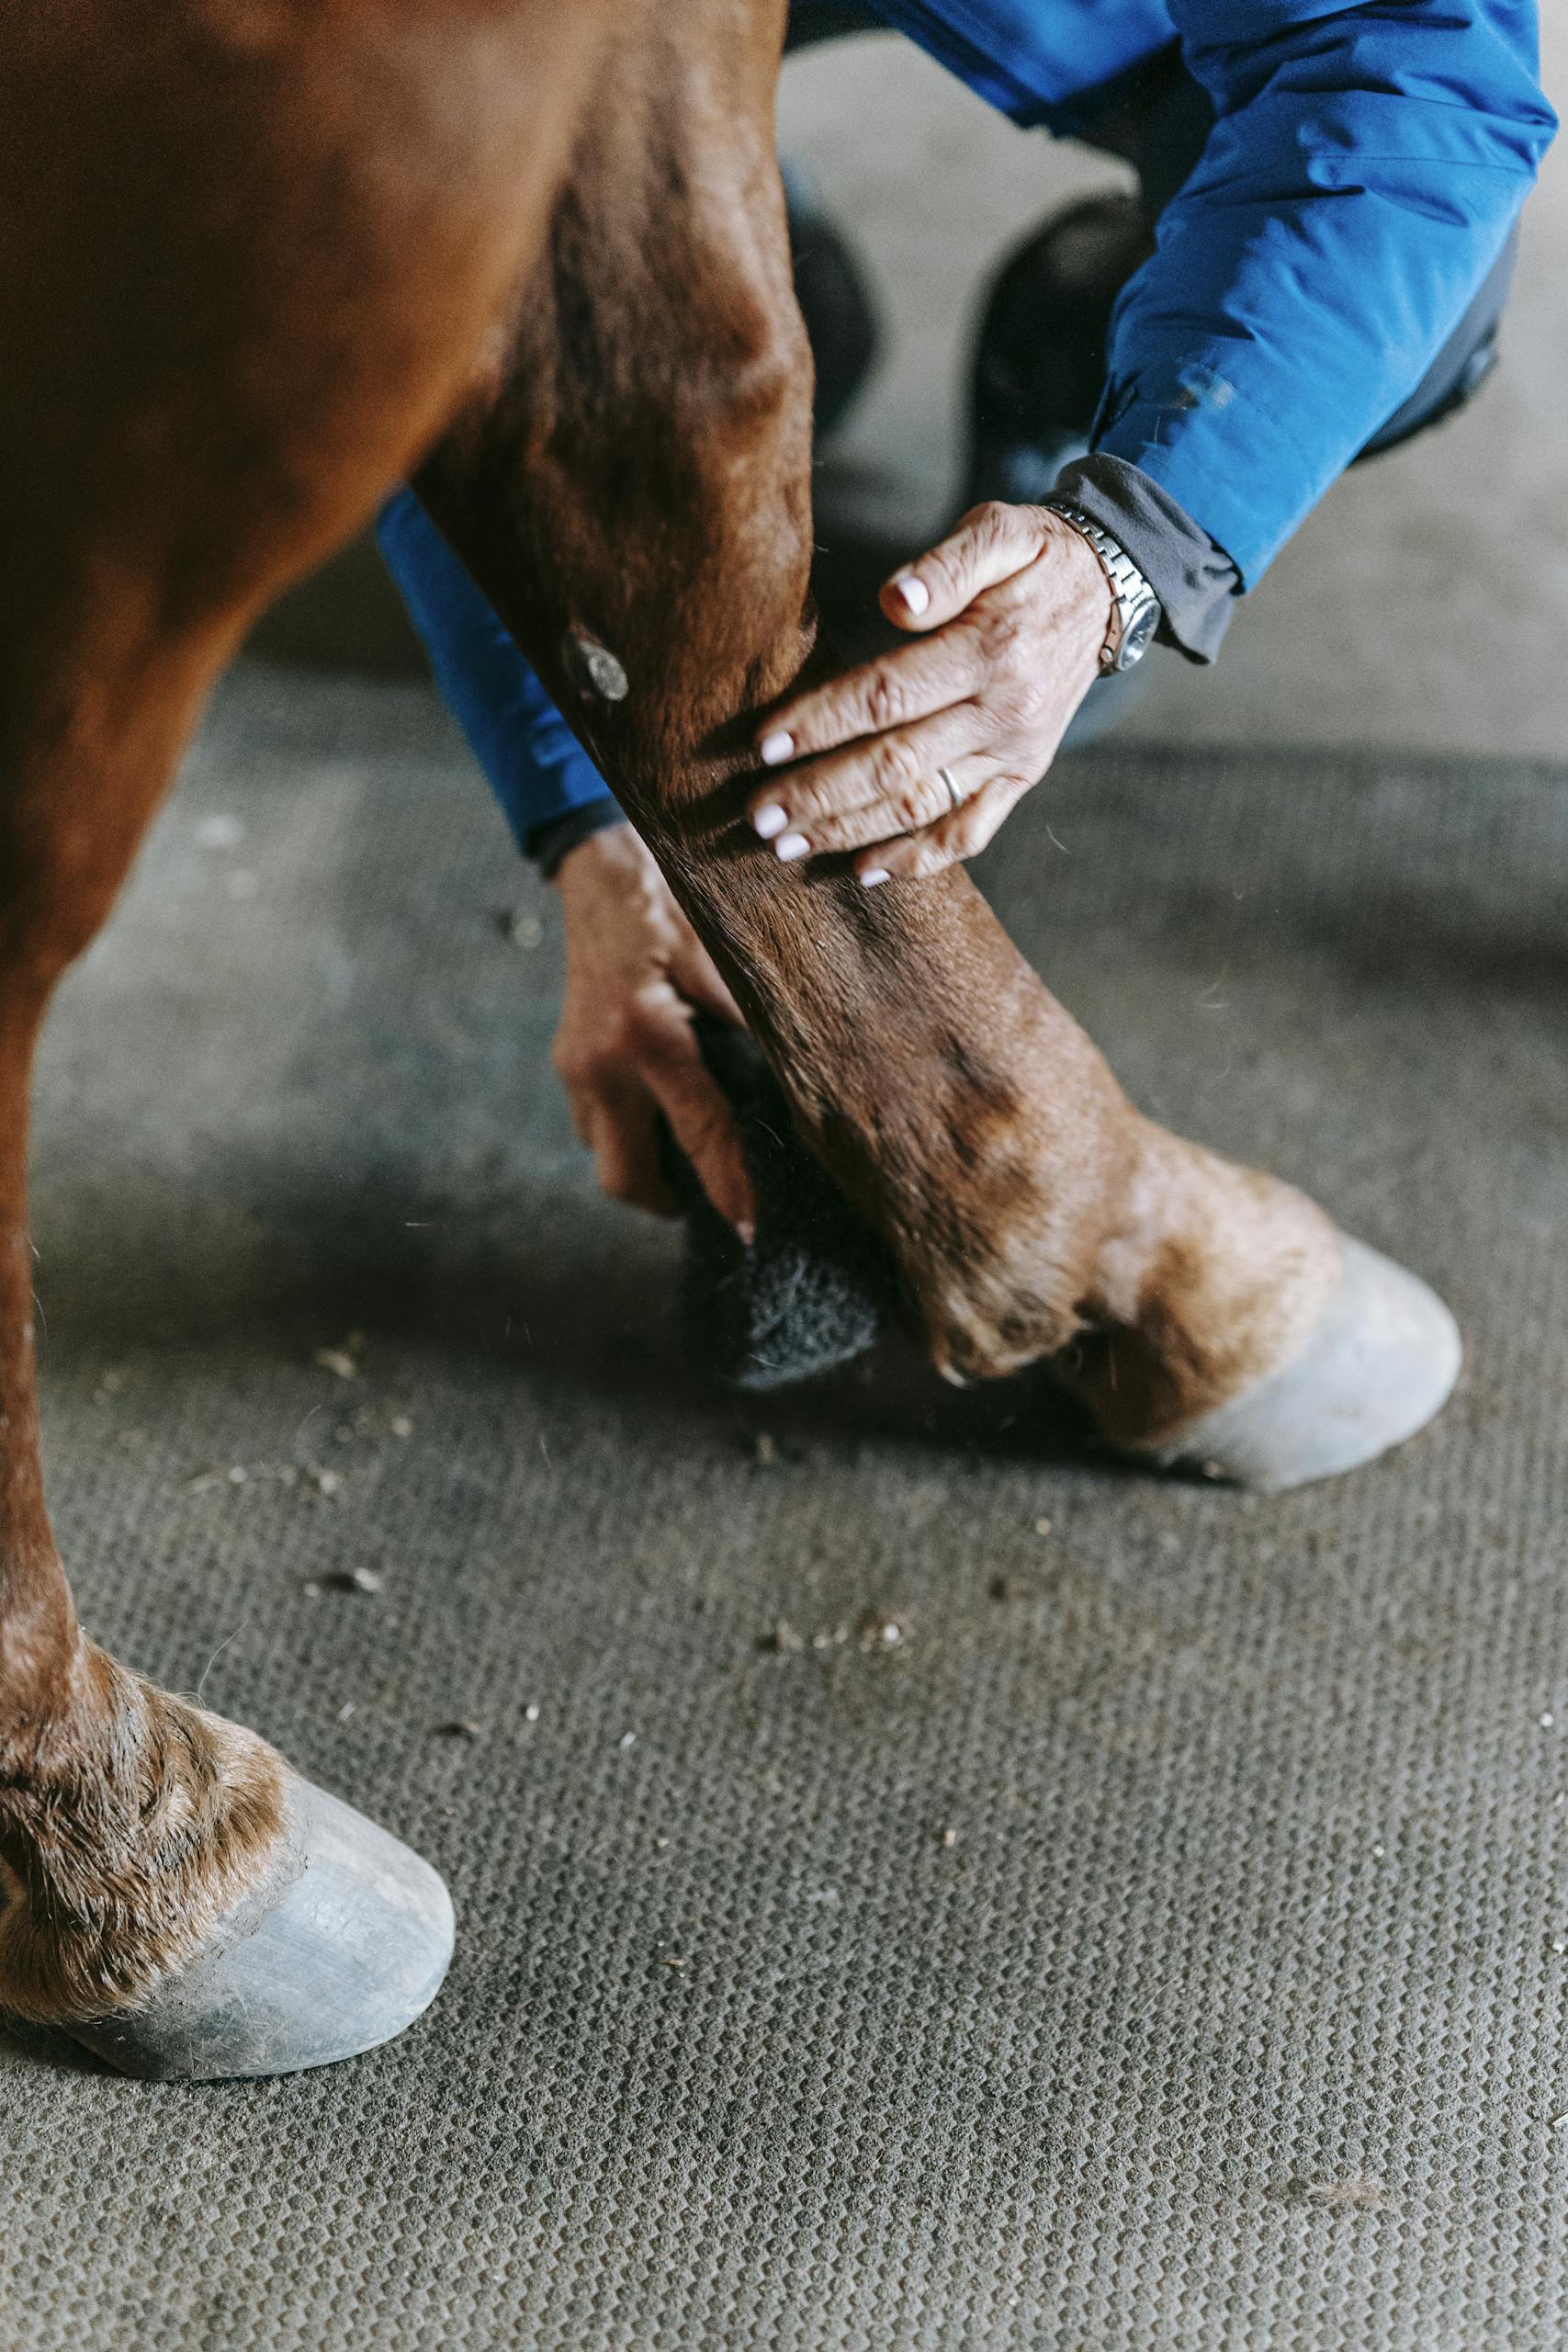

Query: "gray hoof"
left=1138, top=1234, right=1462, bottom=1494
left=66, top=1780, right=454, bottom=2082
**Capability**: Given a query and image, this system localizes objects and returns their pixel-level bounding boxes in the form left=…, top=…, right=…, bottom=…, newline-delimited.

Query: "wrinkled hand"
left=747, top=502, right=1112, bottom=884
left=553, top=823, right=755, bottom=1237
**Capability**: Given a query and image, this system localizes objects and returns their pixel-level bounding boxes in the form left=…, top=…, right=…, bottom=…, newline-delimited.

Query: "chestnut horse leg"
left=418, top=0, right=1459, bottom=1486
left=0, top=0, right=608, bottom=2074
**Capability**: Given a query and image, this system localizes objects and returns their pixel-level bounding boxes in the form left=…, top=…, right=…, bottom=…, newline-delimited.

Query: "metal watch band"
left=1041, top=497, right=1162, bottom=674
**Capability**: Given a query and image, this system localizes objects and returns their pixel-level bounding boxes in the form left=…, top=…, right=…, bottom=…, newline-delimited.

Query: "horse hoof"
left=64, top=1780, right=454, bottom=2081
left=1136, top=1235, right=1462, bottom=1494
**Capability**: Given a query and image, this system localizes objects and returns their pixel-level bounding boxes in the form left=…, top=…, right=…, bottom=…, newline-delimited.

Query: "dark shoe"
left=964, top=192, right=1152, bottom=510
left=965, top=194, right=1159, bottom=747
left=783, top=164, right=882, bottom=440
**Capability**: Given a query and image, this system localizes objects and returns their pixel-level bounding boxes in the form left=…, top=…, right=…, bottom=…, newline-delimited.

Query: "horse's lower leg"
left=418, top=0, right=1458, bottom=1485
left=0, top=637, right=292, bottom=2026
left=0, top=626, right=460, bottom=2078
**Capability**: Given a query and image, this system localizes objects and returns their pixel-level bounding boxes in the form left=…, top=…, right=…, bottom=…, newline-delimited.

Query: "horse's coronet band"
left=62, top=1779, right=454, bottom=2082
left=1135, top=1233, right=1462, bottom=1493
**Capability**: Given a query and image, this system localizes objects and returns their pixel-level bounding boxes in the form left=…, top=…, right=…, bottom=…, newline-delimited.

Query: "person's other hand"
left=552, top=824, right=755, bottom=1237
left=747, top=503, right=1111, bottom=884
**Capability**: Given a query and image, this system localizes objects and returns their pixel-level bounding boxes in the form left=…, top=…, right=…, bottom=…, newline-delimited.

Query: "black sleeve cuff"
left=530, top=800, right=629, bottom=880
left=1051, top=452, right=1242, bottom=665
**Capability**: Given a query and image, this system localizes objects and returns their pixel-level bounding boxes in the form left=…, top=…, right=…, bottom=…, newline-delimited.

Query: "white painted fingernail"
left=760, top=729, right=795, bottom=766
left=753, top=803, right=788, bottom=840
left=860, top=867, right=891, bottom=888
left=736, top=1219, right=756, bottom=1248
left=774, top=832, right=810, bottom=863
left=892, top=573, right=930, bottom=616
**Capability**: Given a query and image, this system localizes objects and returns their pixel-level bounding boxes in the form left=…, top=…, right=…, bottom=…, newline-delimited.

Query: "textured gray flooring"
left=4, top=662, right=1568, bottom=2349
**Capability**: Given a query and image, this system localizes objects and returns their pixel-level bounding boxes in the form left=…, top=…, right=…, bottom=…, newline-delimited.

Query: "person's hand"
left=552, top=823, right=755, bottom=1238
left=747, top=503, right=1112, bottom=884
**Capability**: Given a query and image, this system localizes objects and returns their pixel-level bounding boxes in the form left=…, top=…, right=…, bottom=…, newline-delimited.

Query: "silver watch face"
left=1113, top=599, right=1159, bottom=673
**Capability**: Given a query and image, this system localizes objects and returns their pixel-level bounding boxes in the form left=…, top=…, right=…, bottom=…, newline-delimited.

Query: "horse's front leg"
left=416, top=0, right=1459, bottom=1488
left=0, top=627, right=463, bottom=2074
left=0, top=0, right=611, bottom=2072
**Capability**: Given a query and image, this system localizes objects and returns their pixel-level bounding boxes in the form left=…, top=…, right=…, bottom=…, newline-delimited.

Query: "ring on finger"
left=936, top=763, right=964, bottom=813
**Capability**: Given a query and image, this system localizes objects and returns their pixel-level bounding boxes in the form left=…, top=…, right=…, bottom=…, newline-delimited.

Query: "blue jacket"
left=874, top=0, right=1552, bottom=579
left=380, top=0, right=1554, bottom=853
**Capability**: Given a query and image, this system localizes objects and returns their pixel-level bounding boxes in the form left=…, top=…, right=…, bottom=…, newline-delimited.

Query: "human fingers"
left=878, top=500, right=1055, bottom=633
left=748, top=703, right=992, bottom=858
left=852, top=773, right=1030, bottom=887
left=750, top=623, right=982, bottom=783
left=585, top=1088, right=678, bottom=1219
left=636, top=1023, right=756, bottom=1238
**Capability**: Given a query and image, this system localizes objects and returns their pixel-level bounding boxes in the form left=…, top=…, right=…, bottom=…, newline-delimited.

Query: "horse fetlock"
left=906, top=1126, right=1348, bottom=1450
left=0, top=1641, right=289, bottom=2026
left=1060, top=1141, right=1345, bottom=1448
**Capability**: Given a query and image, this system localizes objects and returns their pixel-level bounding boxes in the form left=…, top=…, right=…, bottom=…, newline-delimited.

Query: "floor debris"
left=185, top=1464, right=250, bottom=1493
left=323, top=1566, right=382, bottom=1595
left=312, top=1333, right=364, bottom=1381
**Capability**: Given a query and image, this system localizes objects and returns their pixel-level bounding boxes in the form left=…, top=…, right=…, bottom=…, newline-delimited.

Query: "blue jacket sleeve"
left=375, top=490, right=620, bottom=858
left=1093, top=0, right=1556, bottom=582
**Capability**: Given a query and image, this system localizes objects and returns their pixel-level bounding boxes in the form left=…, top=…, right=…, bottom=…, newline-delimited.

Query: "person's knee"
left=1356, top=227, right=1519, bottom=464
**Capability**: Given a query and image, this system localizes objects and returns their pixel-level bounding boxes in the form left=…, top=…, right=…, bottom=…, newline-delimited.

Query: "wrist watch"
left=1042, top=498, right=1162, bottom=674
